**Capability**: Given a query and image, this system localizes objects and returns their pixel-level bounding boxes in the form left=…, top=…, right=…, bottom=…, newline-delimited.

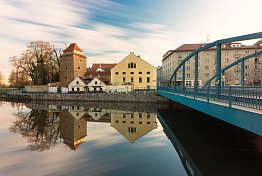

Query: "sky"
left=0, top=0, right=262, bottom=79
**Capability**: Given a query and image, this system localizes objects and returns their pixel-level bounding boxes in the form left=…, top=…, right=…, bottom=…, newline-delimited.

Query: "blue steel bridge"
left=157, top=32, right=262, bottom=136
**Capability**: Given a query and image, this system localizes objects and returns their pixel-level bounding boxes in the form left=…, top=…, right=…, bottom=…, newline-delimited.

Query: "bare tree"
left=9, top=41, right=61, bottom=85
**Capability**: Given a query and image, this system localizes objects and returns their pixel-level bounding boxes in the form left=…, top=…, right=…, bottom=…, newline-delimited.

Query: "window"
left=147, top=71, right=150, bottom=74
left=131, top=77, right=134, bottom=83
left=147, top=122, right=150, bottom=124
left=78, top=66, right=80, bottom=69
left=128, top=63, right=136, bottom=68
left=131, top=72, right=134, bottom=74
left=139, top=77, right=142, bottom=83
left=178, top=53, right=182, bottom=58
left=225, top=58, right=229, bottom=63
left=122, top=72, right=126, bottom=75
left=186, top=66, right=190, bottom=70
left=76, top=81, right=79, bottom=85
left=205, top=73, right=209, bottom=77
left=128, top=127, right=136, bottom=133
left=123, top=114, right=126, bottom=118
left=123, top=77, right=126, bottom=82
left=186, top=73, right=191, bottom=78
left=139, top=113, right=142, bottom=118
left=65, top=66, right=68, bottom=70
left=131, top=121, right=134, bottom=124
left=116, top=120, right=119, bottom=123
left=225, top=51, right=229, bottom=56
left=77, top=88, right=80, bottom=91
left=139, top=121, right=142, bottom=124
left=116, top=72, right=119, bottom=75
left=205, top=66, right=209, bottom=70
left=147, top=77, right=150, bottom=83
left=245, top=65, right=250, bottom=70
left=131, top=113, right=134, bottom=118
left=139, top=72, right=142, bottom=74
left=76, top=113, right=79, bottom=116
left=72, top=88, right=74, bottom=91
left=205, top=58, right=209, bottom=63
left=123, top=121, right=126, bottom=123
left=147, top=113, right=150, bottom=118
left=66, top=76, right=68, bottom=79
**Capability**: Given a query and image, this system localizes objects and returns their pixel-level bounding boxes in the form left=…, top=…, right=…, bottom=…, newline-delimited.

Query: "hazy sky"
left=0, top=0, right=261, bottom=79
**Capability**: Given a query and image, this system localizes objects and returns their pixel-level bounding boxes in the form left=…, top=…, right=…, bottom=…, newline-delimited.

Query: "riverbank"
left=6, top=90, right=169, bottom=103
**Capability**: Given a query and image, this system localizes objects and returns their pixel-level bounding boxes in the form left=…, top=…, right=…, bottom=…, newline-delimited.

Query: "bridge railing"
left=158, top=86, right=262, bottom=110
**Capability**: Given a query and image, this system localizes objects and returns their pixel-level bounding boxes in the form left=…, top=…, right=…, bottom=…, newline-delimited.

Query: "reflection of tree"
left=10, top=109, right=60, bottom=152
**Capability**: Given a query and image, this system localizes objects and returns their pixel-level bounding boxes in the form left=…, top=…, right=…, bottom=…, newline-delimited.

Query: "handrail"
left=168, top=32, right=262, bottom=86
left=203, top=50, right=262, bottom=88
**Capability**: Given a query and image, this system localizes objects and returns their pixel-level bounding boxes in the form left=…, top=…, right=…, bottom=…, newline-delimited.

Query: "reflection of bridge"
left=158, top=32, right=262, bottom=135
left=157, top=110, right=262, bottom=176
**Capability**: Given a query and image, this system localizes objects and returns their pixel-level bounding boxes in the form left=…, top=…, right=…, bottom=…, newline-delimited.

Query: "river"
left=0, top=100, right=261, bottom=176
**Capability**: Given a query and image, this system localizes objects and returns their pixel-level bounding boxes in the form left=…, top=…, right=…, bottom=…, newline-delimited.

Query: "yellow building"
left=111, top=52, right=157, bottom=89
left=111, top=112, right=157, bottom=143
left=59, top=110, right=87, bottom=150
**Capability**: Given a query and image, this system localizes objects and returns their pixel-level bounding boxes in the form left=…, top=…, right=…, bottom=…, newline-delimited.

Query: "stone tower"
left=60, top=43, right=87, bottom=87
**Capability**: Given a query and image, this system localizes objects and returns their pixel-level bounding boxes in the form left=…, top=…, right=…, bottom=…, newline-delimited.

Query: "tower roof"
left=63, top=43, right=83, bottom=52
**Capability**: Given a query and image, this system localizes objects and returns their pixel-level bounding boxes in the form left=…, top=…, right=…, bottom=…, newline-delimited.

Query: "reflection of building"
left=59, top=111, right=87, bottom=150
left=111, top=112, right=157, bottom=143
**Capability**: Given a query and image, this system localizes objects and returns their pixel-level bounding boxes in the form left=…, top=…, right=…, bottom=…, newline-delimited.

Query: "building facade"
left=60, top=43, right=87, bottom=87
left=111, top=52, right=157, bottom=89
left=161, top=41, right=262, bottom=86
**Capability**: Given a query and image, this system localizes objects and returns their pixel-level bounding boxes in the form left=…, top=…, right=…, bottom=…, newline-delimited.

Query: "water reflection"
left=158, top=110, right=262, bottom=176
left=10, top=102, right=158, bottom=151
left=10, top=109, right=60, bottom=151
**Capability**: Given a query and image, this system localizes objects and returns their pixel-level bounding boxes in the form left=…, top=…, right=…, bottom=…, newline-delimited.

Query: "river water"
left=0, top=100, right=261, bottom=176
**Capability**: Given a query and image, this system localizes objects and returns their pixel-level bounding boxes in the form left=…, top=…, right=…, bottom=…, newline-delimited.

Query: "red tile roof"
left=174, top=43, right=208, bottom=52
left=92, top=63, right=116, bottom=69
left=63, top=43, right=83, bottom=52
left=60, top=53, right=87, bottom=58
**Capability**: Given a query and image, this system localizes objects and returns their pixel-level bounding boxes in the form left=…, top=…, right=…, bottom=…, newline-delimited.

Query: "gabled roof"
left=63, top=43, right=83, bottom=52
left=253, top=39, right=262, bottom=46
left=112, top=52, right=156, bottom=70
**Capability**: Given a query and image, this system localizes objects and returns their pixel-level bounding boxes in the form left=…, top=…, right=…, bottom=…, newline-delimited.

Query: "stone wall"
left=7, top=90, right=169, bottom=103
left=25, top=85, right=48, bottom=93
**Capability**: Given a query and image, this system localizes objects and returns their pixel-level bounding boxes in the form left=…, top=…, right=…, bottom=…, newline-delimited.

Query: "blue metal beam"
left=194, top=53, right=199, bottom=94
left=216, top=44, right=222, bottom=94
left=182, top=64, right=185, bottom=88
left=241, top=61, right=245, bottom=86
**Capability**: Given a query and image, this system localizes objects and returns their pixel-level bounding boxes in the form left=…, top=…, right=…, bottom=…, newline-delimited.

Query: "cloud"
left=1, top=0, right=261, bottom=79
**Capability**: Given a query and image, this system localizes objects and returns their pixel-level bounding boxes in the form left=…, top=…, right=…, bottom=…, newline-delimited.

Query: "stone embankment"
left=6, top=90, right=169, bottom=103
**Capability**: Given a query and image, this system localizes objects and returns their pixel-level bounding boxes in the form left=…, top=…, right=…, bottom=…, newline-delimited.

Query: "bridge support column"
left=194, top=53, right=199, bottom=95
left=182, top=64, right=185, bottom=92
left=241, top=61, right=245, bottom=86
left=173, top=73, right=177, bottom=90
left=216, top=44, right=222, bottom=95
